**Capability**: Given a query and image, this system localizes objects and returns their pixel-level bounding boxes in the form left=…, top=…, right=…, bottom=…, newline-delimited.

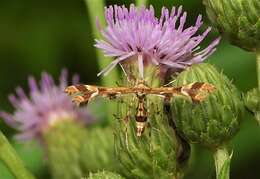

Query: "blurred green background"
left=0, top=0, right=259, bottom=178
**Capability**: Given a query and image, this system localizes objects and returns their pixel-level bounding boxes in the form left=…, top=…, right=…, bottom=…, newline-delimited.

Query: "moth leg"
left=123, top=111, right=131, bottom=149
left=121, top=95, right=135, bottom=149
left=71, top=94, right=88, bottom=106
left=147, top=121, right=151, bottom=137
left=163, top=79, right=176, bottom=87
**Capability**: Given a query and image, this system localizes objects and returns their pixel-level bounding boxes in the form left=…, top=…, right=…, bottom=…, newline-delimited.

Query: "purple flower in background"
left=95, top=4, right=220, bottom=78
left=0, top=70, right=92, bottom=141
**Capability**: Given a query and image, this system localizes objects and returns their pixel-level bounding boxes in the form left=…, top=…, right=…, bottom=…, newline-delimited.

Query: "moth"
left=65, top=79, right=215, bottom=137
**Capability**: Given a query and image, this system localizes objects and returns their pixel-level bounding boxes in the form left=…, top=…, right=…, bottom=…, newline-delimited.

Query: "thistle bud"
left=81, top=127, right=118, bottom=172
left=203, top=0, right=260, bottom=51
left=244, top=88, right=260, bottom=124
left=171, top=63, right=244, bottom=148
left=114, top=96, right=184, bottom=179
left=43, top=120, right=87, bottom=179
left=88, top=171, right=125, bottom=179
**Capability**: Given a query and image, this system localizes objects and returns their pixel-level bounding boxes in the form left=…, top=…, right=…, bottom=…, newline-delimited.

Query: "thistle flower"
left=95, top=4, right=220, bottom=78
left=0, top=70, right=92, bottom=141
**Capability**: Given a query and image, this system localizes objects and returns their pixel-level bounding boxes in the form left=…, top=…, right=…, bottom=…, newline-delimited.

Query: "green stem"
left=255, top=112, right=260, bottom=125
left=257, top=51, right=260, bottom=89
left=136, top=0, right=148, bottom=7
left=84, top=0, right=119, bottom=87
left=84, top=0, right=118, bottom=125
left=213, top=146, right=231, bottom=179
left=0, top=131, right=35, bottom=179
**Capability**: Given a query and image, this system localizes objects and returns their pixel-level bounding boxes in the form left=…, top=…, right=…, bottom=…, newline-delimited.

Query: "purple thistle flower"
left=0, top=70, right=92, bottom=141
left=95, top=4, right=220, bottom=78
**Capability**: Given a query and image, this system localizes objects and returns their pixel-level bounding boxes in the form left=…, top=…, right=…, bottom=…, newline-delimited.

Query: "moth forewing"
left=65, top=85, right=81, bottom=96
left=65, top=80, right=216, bottom=136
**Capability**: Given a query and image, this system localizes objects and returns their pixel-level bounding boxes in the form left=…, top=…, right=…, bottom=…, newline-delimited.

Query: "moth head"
left=191, top=83, right=216, bottom=102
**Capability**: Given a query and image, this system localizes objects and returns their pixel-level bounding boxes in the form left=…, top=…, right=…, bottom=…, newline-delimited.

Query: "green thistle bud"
left=43, top=119, right=87, bottom=179
left=114, top=96, right=183, bottom=179
left=88, top=171, right=125, bottom=179
left=203, top=0, right=260, bottom=51
left=81, top=127, right=118, bottom=172
left=244, top=88, right=260, bottom=124
left=171, top=63, right=244, bottom=148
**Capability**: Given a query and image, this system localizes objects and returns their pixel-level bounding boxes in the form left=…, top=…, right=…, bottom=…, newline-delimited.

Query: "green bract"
left=88, top=171, right=125, bottom=179
left=81, top=127, right=118, bottom=172
left=114, top=95, right=182, bottom=179
left=244, top=88, right=260, bottom=124
left=171, top=63, right=244, bottom=149
left=203, top=0, right=260, bottom=51
left=43, top=120, right=87, bottom=179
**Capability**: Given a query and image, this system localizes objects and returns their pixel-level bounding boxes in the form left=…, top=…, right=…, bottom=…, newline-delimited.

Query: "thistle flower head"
left=95, top=4, right=220, bottom=78
left=0, top=70, right=92, bottom=141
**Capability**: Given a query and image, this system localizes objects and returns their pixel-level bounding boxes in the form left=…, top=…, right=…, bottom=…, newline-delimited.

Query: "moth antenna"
left=153, top=94, right=166, bottom=98
left=119, top=63, right=132, bottom=84
left=163, top=80, right=176, bottom=87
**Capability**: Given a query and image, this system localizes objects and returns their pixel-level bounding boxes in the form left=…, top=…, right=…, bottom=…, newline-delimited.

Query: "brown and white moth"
left=65, top=80, right=215, bottom=137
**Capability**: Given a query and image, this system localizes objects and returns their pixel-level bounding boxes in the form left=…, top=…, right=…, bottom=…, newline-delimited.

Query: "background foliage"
left=0, top=0, right=259, bottom=178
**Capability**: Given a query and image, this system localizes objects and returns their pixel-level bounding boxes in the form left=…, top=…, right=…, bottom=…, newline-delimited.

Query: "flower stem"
left=213, top=146, right=231, bottom=179
left=0, top=131, right=35, bottom=179
left=257, top=51, right=260, bottom=89
left=84, top=0, right=119, bottom=86
left=255, top=112, right=260, bottom=125
left=136, top=0, right=148, bottom=7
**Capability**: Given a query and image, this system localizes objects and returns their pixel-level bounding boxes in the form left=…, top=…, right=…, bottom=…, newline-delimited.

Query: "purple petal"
left=95, top=4, right=220, bottom=76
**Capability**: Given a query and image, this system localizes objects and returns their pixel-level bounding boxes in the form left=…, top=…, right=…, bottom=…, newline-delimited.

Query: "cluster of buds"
left=93, top=4, right=223, bottom=178
left=203, top=0, right=260, bottom=129
left=94, top=3, right=245, bottom=178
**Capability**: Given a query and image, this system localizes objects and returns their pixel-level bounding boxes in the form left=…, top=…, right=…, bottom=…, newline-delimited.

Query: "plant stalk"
left=84, top=0, right=119, bottom=87
left=213, top=146, right=231, bottom=179
left=136, top=0, right=148, bottom=7
left=255, top=112, right=260, bottom=125
left=0, top=131, right=35, bottom=179
left=257, top=51, right=260, bottom=89
left=84, top=0, right=118, bottom=125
